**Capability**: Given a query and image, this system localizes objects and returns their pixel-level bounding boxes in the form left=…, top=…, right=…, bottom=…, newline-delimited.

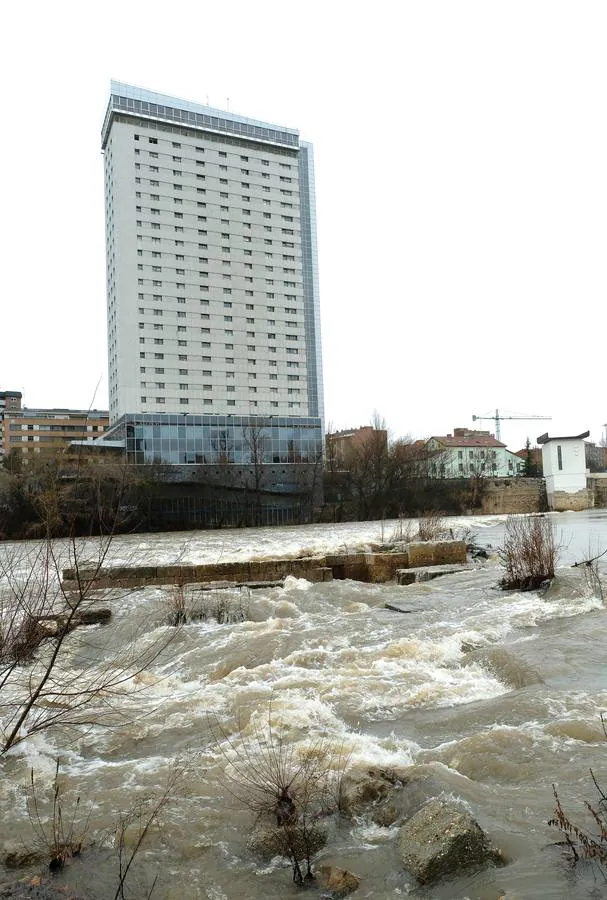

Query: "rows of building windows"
left=107, top=93, right=299, bottom=149
left=128, top=123, right=306, bottom=414
left=106, top=112, right=316, bottom=420
left=109, top=112, right=299, bottom=156
left=104, top=414, right=322, bottom=465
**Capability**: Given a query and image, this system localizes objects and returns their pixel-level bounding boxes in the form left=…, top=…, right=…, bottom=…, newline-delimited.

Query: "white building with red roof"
left=425, top=428, right=524, bottom=478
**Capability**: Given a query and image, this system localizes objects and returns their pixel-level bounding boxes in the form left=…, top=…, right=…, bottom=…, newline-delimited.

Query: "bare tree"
left=463, top=447, right=498, bottom=508
left=212, top=427, right=234, bottom=465
left=0, top=464, right=175, bottom=755
left=498, top=515, right=558, bottom=590
left=324, top=416, right=448, bottom=520
left=242, top=422, right=270, bottom=526
left=211, top=706, right=348, bottom=885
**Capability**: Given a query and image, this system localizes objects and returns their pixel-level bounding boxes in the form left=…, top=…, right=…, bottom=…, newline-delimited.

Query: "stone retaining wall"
left=589, top=477, right=607, bottom=509
left=478, top=479, right=546, bottom=515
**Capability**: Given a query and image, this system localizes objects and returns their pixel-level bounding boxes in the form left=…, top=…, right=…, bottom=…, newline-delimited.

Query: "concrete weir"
left=62, top=541, right=467, bottom=590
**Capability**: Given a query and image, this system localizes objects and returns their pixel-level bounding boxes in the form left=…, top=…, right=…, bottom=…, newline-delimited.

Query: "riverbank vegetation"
left=0, top=478, right=186, bottom=895
left=498, top=514, right=558, bottom=591
left=0, top=413, right=544, bottom=539
left=0, top=462, right=179, bottom=755
left=211, top=708, right=349, bottom=885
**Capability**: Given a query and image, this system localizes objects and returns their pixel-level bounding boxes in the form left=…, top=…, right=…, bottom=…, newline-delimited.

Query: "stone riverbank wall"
left=589, top=476, right=607, bottom=509
left=478, top=478, right=547, bottom=515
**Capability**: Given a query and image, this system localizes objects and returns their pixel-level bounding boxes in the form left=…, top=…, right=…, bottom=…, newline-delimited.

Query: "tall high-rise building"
left=101, top=82, right=324, bottom=467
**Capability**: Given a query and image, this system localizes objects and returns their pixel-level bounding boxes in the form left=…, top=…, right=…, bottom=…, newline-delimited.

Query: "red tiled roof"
left=429, top=435, right=506, bottom=449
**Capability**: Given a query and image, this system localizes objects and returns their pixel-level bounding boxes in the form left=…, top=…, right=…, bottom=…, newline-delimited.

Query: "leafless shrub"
left=165, top=586, right=249, bottom=626
left=417, top=513, right=446, bottom=542
left=201, top=592, right=248, bottom=624
left=498, top=515, right=558, bottom=591
left=166, top=580, right=187, bottom=627
left=453, top=526, right=478, bottom=546
left=388, top=516, right=415, bottom=544
left=0, top=528, right=177, bottom=755
left=549, top=722, right=607, bottom=873
left=582, top=559, right=604, bottom=603
left=549, top=781, right=607, bottom=868
left=112, top=760, right=186, bottom=900
left=210, top=706, right=349, bottom=885
left=27, top=759, right=92, bottom=871
left=573, top=547, right=606, bottom=602
left=26, top=757, right=185, bottom=898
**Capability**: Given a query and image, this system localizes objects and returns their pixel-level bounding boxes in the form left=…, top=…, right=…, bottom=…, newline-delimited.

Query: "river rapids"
left=1, top=511, right=607, bottom=899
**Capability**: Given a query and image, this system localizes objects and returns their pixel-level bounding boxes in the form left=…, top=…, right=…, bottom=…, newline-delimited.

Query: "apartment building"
left=0, top=390, right=23, bottom=458
left=426, top=428, right=524, bottom=478
left=326, top=426, right=388, bottom=468
left=2, top=408, right=109, bottom=460
left=100, top=82, right=323, bottom=466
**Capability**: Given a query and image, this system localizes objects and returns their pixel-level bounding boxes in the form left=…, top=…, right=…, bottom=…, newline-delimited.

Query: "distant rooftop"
left=430, top=428, right=506, bottom=449
left=102, top=81, right=300, bottom=150
left=15, top=408, right=109, bottom=417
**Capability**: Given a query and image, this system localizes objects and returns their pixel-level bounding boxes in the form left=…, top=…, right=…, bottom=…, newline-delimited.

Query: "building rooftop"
left=537, top=431, right=590, bottom=444
left=14, top=408, right=109, bottom=417
left=102, top=81, right=300, bottom=150
left=327, top=426, right=385, bottom=439
left=431, top=428, right=506, bottom=449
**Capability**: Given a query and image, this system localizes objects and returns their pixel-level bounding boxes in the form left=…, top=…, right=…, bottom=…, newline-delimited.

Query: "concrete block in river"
left=396, top=563, right=473, bottom=585
left=407, top=541, right=467, bottom=567
left=364, top=551, right=410, bottom=583
left=61, top=542, right=467, bottom=590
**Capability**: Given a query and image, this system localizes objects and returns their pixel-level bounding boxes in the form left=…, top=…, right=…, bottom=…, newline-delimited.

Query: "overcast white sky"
left=2, top=0, right=606, bottom=450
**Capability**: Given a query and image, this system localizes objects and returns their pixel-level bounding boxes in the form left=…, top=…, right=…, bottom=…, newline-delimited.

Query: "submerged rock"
left=246, top=821, right=327, bottom=859
left=0, top=877, right=89, bottom=899
left=316, top=864, right=359, bottom=897
left=397, top=797, right=504, bottom=883
left=461, top=646, right=544, bottom=689
left=2, top=849, right=46, bottom=869
left=339, top=764, right=453, bottom=827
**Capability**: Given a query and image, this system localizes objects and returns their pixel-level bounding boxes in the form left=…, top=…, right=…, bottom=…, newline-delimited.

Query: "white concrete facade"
left=426, top=438, right=524, bottom=478
left=539, top=432, right=589, bottom=495
left=102, top=83, right=323, bottom=425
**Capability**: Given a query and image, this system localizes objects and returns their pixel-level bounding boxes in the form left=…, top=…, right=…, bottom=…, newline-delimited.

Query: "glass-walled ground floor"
left=101, top=413, right=324, bottom=466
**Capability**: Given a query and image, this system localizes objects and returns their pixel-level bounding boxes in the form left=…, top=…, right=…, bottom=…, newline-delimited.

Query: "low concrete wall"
left=63, top=541, right=467, bottom=589
left=324, top=553, right=370, bottom=582
left=63, top=557, right=332, bottom=589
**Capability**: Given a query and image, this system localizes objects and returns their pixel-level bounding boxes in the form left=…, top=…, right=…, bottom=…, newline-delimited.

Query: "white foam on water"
left=351, top=822, right=400, bottom=844
left=3, top=515, right=607, bottom=899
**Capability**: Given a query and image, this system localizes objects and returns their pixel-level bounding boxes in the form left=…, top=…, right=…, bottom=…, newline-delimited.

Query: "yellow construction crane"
left=471, top=409, right=551, bottom=442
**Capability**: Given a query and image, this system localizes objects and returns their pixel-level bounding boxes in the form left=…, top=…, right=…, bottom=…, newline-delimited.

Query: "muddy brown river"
left=1, top=511, right=607, bottom=899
